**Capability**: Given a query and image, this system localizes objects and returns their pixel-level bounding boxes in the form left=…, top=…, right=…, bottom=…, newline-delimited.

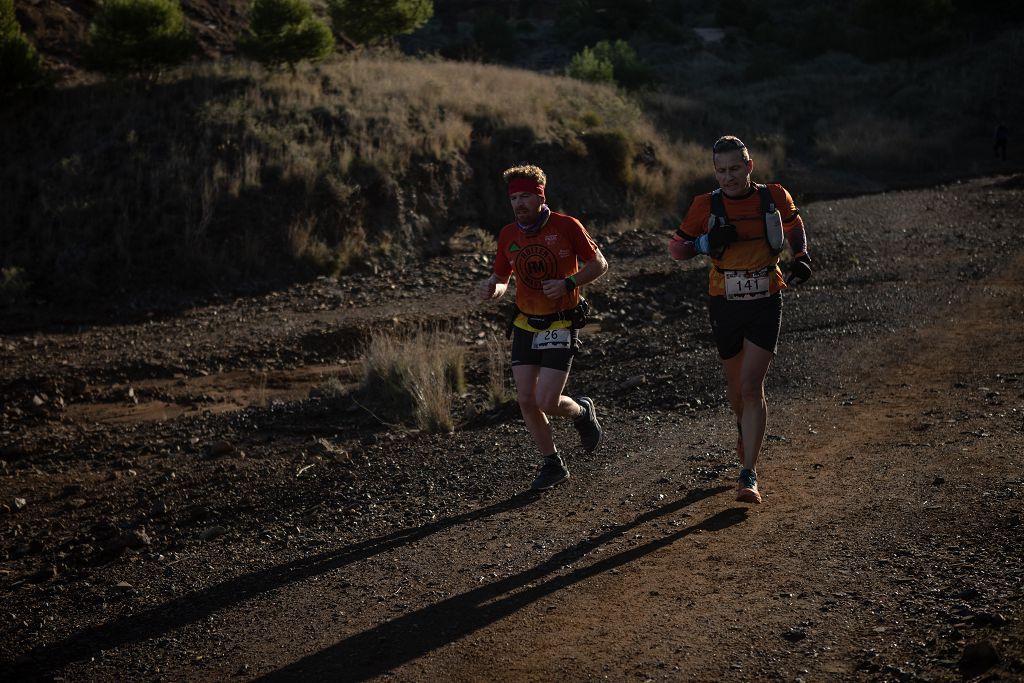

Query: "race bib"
left=532, top=327, right=572, bottom=350
left=724, top=268, right=771, bottom=300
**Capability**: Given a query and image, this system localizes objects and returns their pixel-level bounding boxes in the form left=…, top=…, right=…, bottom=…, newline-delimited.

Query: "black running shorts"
left=708, top=292, right=783, bottom=359
left=510, top=326, right=579, bottom=371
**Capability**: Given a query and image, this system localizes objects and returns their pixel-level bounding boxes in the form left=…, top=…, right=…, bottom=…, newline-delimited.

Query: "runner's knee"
left=516, top=389, right=540, bottom=412
left=740, top=378, right=765, bottom=403
left=536, top=392, right=562, bottom=414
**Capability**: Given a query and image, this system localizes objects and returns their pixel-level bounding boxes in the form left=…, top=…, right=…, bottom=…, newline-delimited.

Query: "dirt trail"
left=2, top=178, right=1022, bottom=681
left=232, top=254, right=1023, bottom=681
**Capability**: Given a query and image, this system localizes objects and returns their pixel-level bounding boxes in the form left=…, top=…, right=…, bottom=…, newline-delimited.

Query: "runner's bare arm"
left=542, top=249, right=608, bottom=299
left=576, top=248, right=608, bottom=285
left=479, top=273, right=510, bottom=301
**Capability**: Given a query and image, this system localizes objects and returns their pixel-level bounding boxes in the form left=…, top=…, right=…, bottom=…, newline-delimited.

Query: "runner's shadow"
left=258, top=486, right=741, bottom=682
left=7, top=492, right=542, bottom=678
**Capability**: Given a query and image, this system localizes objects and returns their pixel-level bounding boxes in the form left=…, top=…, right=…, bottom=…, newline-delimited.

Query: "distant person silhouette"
left=993, top=123, right=1009, bottom=161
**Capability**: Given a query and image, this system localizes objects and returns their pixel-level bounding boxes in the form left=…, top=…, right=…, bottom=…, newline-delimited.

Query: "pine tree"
left=326, top=0, right=433, bottom=46
left=237, top=0, right=335, bottom=70
left=86, top=0, right=196, bottom=78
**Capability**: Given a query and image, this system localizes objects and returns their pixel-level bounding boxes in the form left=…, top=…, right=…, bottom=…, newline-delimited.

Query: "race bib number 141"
left=724, top=268, right=771, bottom=301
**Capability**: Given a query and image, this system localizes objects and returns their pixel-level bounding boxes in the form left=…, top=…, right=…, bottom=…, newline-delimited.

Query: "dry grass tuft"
left=360, top=326, right=466, bottom=433
left=484, top=332, right=511, bottom=408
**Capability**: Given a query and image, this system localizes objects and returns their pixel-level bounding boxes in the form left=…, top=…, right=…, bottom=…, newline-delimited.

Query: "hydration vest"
left=708, top=184, right=785, bottom=256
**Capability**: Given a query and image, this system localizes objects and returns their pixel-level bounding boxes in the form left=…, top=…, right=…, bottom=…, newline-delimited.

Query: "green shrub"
left=238, top=0, right=334, bottom=70
left=567, top=40, right=655, bottom=90
left=567, top=45, right=614, bottom=84
left=327, top=0, right=432, bottom=46
left=86, top=0, right=196, bottom=78
left=0, top=0, right=48, bottom=97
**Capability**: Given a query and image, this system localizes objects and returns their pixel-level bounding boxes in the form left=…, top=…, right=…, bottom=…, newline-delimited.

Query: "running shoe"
left=736, top=468, right=762, bottom=504
left=574, top=396, right=603, bottom=452
left=530, top=454, right=570, bottom=491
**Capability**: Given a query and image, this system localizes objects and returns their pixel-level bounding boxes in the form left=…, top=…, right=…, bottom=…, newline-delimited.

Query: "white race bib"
left=724, top=268, right=771, bottom=300
left=532, top=327, right=572, bottom=350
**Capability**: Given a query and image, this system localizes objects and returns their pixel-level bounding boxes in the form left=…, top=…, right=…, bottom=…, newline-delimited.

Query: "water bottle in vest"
left=765, top=207, right=784, bottom=254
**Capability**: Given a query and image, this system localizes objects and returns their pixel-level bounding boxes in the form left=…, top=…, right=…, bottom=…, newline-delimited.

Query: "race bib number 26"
left=532, top=327, right=571, bottom=350
left=724, top=268, right=771, bottom=301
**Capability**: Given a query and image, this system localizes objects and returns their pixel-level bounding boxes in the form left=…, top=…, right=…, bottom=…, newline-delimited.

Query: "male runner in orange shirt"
left=669, top=136, right=811, bottom=503
left=479, top=164, right=609, bottom=490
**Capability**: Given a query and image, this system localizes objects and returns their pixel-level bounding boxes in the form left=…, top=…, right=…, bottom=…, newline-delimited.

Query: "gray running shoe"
left=736, top=468, right=762, bottom=504
left=573, top=396, right=603, bottom=452
left=530, top=454, right=570, bottom=491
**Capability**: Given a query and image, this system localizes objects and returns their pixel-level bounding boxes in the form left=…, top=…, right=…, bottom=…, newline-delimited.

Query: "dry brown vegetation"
left=2, top=15, right=1022, bottom=312
left=0, top=54, right=704, bottom=307
left=359, top=326, right=466, bottom=433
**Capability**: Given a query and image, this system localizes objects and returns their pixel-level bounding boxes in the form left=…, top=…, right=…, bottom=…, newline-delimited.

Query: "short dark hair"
left=712, top=135, right=750, bottom=161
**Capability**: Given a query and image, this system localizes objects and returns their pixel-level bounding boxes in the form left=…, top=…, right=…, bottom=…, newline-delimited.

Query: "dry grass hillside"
left=0, top=54, right=714, bottom=311
left=4, top=2, right=1023, bottom=316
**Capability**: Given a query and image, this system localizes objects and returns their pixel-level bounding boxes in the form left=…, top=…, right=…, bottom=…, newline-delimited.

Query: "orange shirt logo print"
left=517, top=244, right=557, bottom=290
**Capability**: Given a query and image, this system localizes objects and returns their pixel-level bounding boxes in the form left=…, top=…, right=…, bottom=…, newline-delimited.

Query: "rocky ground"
left=1, top=175, right=1023, bottom=681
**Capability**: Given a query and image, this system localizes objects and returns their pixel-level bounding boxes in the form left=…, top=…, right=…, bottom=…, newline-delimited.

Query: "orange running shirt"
left=494, top=211, right=598, bottom=316
left=679, top=184, right=799, bottom=297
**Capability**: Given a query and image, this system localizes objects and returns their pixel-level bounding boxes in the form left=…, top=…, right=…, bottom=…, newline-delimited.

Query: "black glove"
left=787, top=253, right=812, bottom=286
left=708, top=223, right=737, bottom=259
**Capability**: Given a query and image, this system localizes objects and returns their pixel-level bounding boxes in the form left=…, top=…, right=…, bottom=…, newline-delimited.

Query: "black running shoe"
left=530, top=454, right=570, bottom=491
left=573, top=396, right=603, bottom=452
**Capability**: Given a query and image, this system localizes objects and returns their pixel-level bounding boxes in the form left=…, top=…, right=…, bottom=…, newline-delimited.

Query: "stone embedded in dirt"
left=614, top=374, right=646, bottom=394
left=13, top=497, right=27, bottom=511
left=26, top=566, right=58, bottom=583
left=102, top=528, right=152, bottom=553
left=0, top=444, right=29, bottom=460
left=206, top=440, right=236, bottom=457
left=200, top=526, right=227, bottom=541
left=60, top=483, right=84, bottom=497
left=184, top=504, right=210, bottom=522
left=960, top=640, right=999, bottom=677
left=975, top=612, right=1009, bottom=627
left=309, top=438, right=354, bottom=464
left=782, top=627, right=808, bottom=642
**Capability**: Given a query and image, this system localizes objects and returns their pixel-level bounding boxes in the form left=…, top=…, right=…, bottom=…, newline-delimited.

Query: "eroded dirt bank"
left=1, top=176, right=1022, bottom=681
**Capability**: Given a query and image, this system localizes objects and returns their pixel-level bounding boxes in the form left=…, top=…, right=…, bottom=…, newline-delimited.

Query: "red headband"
left=507, top=178, right=545, bottom=201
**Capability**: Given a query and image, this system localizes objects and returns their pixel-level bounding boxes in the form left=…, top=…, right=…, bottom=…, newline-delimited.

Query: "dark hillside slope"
left=0, top=57, right=697, bottom=315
